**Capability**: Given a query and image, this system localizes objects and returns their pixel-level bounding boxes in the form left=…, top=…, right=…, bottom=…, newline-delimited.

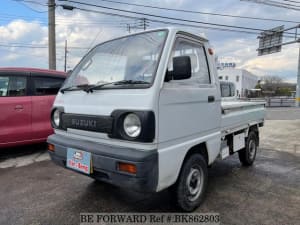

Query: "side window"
left=168, top=39, right=210, bottom=84
left=33, top=77, right=64, bottom=96
left=0, top=77, right=9, bottom=96
left=221, top=83, right=231, bottom=97
left=0, top=76, right=27, bottom=97
left=230, top=83, right=235, bottom=96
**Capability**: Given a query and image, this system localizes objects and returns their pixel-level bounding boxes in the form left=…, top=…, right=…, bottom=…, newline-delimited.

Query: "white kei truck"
left=48, top=28, right=265, bottom=211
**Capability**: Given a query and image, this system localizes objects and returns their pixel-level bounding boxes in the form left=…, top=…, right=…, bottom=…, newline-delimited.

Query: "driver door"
left=158, top=36, right=221, bottom=143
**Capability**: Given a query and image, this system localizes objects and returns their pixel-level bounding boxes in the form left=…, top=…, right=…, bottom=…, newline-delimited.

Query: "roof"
left=0, top=67, right=66, bottom=76
left=94, top=27, right=208, bottom=46
left=160, top=27, right=208, bottom=41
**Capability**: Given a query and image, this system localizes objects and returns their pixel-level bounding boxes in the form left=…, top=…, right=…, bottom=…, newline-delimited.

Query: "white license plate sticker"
left=66, top=148, right=92, bottom=174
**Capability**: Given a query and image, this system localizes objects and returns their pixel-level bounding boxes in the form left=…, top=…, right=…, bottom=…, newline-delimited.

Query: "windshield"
left=63, top=30, right=168, bottom=89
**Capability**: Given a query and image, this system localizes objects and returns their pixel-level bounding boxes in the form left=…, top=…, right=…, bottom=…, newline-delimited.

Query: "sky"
left=0, top=0, right=299, bottom=82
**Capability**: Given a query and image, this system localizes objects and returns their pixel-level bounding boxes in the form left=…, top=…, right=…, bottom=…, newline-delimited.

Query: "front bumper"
left=47, top=134, right=158, bottom=192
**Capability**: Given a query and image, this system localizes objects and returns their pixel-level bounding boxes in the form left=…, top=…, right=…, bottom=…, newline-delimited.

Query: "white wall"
left=218, top=68, right=258, bottom=97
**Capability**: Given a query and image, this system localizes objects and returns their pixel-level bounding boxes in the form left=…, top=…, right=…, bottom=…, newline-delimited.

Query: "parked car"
left=0, top=67, right=66, bottom=148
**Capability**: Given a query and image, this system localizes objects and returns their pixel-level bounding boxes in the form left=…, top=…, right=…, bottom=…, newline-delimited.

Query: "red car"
left=0, top=68, right=66, bottom=148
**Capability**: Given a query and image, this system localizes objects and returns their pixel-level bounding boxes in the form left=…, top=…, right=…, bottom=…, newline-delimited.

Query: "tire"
left=173, top=154, right=208, bottom=212
left=238, top=131, right=258, bottom=166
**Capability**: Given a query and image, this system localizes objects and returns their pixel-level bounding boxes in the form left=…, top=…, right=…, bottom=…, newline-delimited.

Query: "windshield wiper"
left=60, top=84, right=92, bottom=94
left=114, top=80, right=150, bottom=85
left=86, top=80, right=150, bottom=93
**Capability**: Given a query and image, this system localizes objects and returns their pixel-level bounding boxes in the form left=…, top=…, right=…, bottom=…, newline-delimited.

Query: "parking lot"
left=0, top=108, right=299, bottom=225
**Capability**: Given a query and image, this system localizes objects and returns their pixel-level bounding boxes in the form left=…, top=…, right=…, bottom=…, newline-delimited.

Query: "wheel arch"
left=248, top=124, right=259, bottom=146
left=172, top=142, right=209, bottom=187
left=183, top=142, right=208, bottom=166
left=156, top=132, right=221, bottom=192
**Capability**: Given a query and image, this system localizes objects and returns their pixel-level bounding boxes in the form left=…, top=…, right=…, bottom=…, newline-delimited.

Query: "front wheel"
left=173, top=154, right=208, bottom=212
left=238, top=131, right=258, bottom=166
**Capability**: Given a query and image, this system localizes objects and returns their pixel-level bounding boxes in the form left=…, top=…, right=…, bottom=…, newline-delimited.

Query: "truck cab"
left=48, top=28, right=265, bottom=211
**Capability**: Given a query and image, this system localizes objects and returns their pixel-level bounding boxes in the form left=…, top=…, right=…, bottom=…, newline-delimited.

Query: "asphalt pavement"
left=0, top=107, right=299, bottom=225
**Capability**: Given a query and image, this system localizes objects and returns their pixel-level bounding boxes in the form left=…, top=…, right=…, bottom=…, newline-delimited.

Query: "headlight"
left=52, top=109, right=60, bottom=127
left=123, top=113, right=141, bottom=138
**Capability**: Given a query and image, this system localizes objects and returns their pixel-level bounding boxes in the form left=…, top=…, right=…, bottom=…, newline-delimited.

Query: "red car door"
left=0, top=75, right=32, bottom=146
left=31, top=75, right=65, bottom=140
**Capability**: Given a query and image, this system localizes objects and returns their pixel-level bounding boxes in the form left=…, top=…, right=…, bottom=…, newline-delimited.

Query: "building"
left=218, top=67, right=258, bottom=98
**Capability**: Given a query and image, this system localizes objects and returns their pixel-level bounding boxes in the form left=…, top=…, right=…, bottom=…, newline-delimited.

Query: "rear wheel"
left=238, top=131, right=258, bottom=166
left=173, top=154, right=208, bottom=212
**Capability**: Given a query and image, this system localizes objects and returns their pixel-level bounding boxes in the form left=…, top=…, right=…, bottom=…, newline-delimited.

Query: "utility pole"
left=138, top=18, right=149, bottom=30
left=48, top=0, right=56, bottom=70
left=64, top=40, right=67, bottom=72
left=142, top=18, right=146, bottom=30
left=296, top=43, right=300, bottom=107
left=126, top=24, right=131, bottom=33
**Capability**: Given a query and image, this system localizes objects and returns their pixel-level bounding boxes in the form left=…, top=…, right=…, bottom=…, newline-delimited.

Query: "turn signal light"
left=118, top=162, right=137, bottom=174
left=48, top=144, right=55, bottom=152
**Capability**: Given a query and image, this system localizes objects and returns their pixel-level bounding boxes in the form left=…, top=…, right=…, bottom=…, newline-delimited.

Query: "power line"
left=69, top=6, right=260, bottom=35
left=11, top=0, right=48, bottom=13
left=0, top=18, right=127, bottom=27
left=58, top=1, right=298, bottom=38
left=63, top=4, right=300, bottom=38
left=0, top=16, right=141, bottom=28
left=6, top=0, right=298, bottom=37
left=57, top=0, right=300, bottom=24
left=85, top=28, right=103, bottom=53
left=78, top=6, right=294, bottom=39
left=241, top=0, right=300, bottom=10
left=12, top=0, right=48, bottom=7
left=282, top=0, right=300, bottom=3
left=0, top=43, right=90, bottom=49
left=264, top=0, right=300, bottom=7
left=59, top=0, right=270, bottom=32
left=282, top=0, right=300, bottom=4
left=0, top=12, right=46, bottom=20
left=0, top=12, right=133, bottom=24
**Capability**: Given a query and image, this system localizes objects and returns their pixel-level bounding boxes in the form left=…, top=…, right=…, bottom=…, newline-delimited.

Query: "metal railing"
left=241, top=97, right=295, bottom=107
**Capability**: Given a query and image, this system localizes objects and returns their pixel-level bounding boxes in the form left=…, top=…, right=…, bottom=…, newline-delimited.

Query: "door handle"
left=208, top=96, right=215, bottom=102
left=15, top=105, right=23, bottom=110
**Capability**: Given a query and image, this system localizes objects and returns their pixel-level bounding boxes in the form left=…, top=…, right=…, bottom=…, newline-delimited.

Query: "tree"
left=261, top=75, right=283, bottom=93
left=275, top=87, right=292, bottom=96
left=262, top=75, right=283, bottom=85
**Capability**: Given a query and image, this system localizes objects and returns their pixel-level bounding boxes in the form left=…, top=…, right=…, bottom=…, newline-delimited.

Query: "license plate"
left=66, top=148, right=92, bottom=174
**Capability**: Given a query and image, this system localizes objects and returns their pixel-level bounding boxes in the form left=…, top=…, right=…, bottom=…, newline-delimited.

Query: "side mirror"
left=166, top=56, right=192, bottom=81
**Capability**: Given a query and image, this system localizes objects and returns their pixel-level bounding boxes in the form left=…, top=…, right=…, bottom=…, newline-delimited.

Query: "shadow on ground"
left=0, top=143, right=47, bottom=161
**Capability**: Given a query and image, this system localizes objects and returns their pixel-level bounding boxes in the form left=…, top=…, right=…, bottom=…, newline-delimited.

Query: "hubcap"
left=186, top=166, right=204, bottom=202
left=248, top=139, right=256, bottom=160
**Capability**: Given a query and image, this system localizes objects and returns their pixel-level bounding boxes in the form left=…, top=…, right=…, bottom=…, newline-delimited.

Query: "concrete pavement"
left=265, top=107, right=300, bottom=120
left=0, top=107, right=299, bottom=225
left=260, top=120, right=300, bottom=154
left=260, top=107, right=300, bottom=155
left=0, top=148, right=299, bottom=225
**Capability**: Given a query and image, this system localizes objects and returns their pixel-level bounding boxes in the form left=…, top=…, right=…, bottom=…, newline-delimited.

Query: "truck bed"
left=221, top=100, right=265, bottom=135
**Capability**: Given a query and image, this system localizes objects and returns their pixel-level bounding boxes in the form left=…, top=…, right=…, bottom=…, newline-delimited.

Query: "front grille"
left=61, top=113, right=113, bottom=134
